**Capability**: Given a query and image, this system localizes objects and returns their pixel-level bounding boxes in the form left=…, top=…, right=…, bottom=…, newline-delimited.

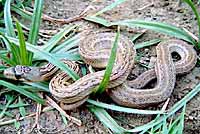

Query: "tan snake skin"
left=3, top=32, right=197, bottom=110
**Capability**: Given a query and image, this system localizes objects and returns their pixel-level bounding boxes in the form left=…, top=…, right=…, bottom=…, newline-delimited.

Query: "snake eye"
left=13, top=67, right=22, bottom=80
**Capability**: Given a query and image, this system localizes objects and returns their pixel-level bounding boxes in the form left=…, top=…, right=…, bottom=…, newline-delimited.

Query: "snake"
left=3, top=32, right=197, bottom=110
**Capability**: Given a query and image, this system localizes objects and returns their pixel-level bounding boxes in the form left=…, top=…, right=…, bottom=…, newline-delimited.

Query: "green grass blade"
left=34, top=52, right=81, bottom=61
left=0, top=32, right=11, bottom=50
left=89, top=105, right=162, bottom=133
left=177, top=104, right=186, bottom=134
left=9, top=43, right=21, bottom=64
left=0, top=80, right=45, bottom=104
left=4, top=0, right=16, bottom=38
left=168, top=116, right=181, bottom=133
left=14, top=120, right=20, bottom=130
left=64, top=48, right=79, bottom=54
left=96, top=27, right=120, bottom=94
left=0, top=95, right=14, bottom=119
left=183, top=0, right=200, bottom=47
left=147, top=123, right=163, bottom=134
left=15, top=19, right=29, bottom=65
left=85, top=16, right=111, bottom=27
left=4, top=103, right=29, bottom=109
left=0, top=49, right=9, bottom=54
left=0, top=11, right=4, bottom=18
left=81, top=65, right=87, bottom=76
left=112, top=19, right=195, bottom=44
left=11, top=5, right=32, bottom=20
left=0, top=65, right=7, bottom=71
left=14, top=0, right=23, bottom=8
left=28, top=0, right=43, bottom=45
left=139, top=119, right=159, bottom=134
left=87, top=99, right=164, bottom=115
left=135, top=39, right=162, bottom=49
left=61, top=114, right=68, bottom=125
left=88, top=106, right=125, bottom=134
left=93, top=0, right=127, bottom=16
left=52, top=53, right=81, bottom=61
left=24, top=82, right=49, bottom=92
left=4, top=36, right=80, bottom=80
left=0, top=27, right=5, bottom=33
left=162, top=115, right=168, bottom=134
left=131, top=33, right=145, bottom=42
left=3, top=112, right=14, bottom=117
left=85, top=16, right=195, bottom=45
left=0, top=34, right=20, bottom=65
left=41, top=25, right=77, bottom=52
left=52, top=34, right=80, bottom=53
left=28, top=0, right=44, bottom=64
left=18, top=96, right=27, bottom=117
left=167, top=83, right=200, bottom=117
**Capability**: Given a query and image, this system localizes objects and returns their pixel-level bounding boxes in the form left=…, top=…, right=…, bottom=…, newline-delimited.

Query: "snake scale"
left=3, top=32, right=197, bottom=110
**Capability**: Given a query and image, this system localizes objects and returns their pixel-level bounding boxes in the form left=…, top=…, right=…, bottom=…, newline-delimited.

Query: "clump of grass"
left=0, top=0, right=80, bottom=128
left=0, top=0, right=44, bottom=104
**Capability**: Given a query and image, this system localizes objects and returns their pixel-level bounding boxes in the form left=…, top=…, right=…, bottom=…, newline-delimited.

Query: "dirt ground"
left=1, top=0, right=200, bottom=133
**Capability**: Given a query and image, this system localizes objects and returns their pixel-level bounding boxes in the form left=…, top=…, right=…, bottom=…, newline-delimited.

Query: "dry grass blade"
left=45, top=95, right=82, bottom=126
left=0, top=113, right=36, bottom=126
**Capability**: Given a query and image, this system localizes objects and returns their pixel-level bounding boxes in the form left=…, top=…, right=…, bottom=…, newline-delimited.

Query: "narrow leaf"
left=88, top=106, right=125, bottom=134
left=135, top=39, right=162, bottom=49
left=28, top=0, right=43, bottom=45
left=4, top=0, right=16, bottom=37
left=41, top=25, right=77, bottom=52
left=131, top=33, right=145, bottom=42
left=0, top=80, right=45, bottom=104
left=177, top=104, right=186, bottom=134
left=85, top=16, right=195, bottom=45
left=96, top=27, right=120, bottom=94
left=112, top=19, right=195, bottom=44
left=0, top=95, right=14, bottom=119
left=14, top=120, right=20, bottom=130
left=16, top=19, right=29, bottom=65
left=87, top=99, right=164, bottom=115
left=24, top=82, right=49, bottom=92
left=183, top=0, right=200, bottom=47
left=52, top=34, right=80, bottom=53
left=28, top=0, right=44, bottom=64
left=162, top=115, right=168, bottom=134
left=93, top=0, right=127, bottom=16
left=18, top=96, right=27, bottom=117
left=11, top=5, right=32, bottom=20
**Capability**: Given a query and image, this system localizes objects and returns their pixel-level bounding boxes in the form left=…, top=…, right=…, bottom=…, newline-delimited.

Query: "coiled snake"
left=3, top=32, right=197, bottom=110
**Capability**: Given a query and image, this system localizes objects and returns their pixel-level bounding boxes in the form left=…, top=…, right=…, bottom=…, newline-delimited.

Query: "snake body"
left=3, top=32, right=197, bottom=110
left=108, top=40, right=197, bottom=107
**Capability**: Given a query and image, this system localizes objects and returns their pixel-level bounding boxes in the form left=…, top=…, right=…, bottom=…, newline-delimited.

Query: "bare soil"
left=1, top=0, right=200, bottom=133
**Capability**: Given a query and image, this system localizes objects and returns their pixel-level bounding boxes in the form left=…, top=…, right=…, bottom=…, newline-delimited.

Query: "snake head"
left=3, top=65, right=41, bottom=82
